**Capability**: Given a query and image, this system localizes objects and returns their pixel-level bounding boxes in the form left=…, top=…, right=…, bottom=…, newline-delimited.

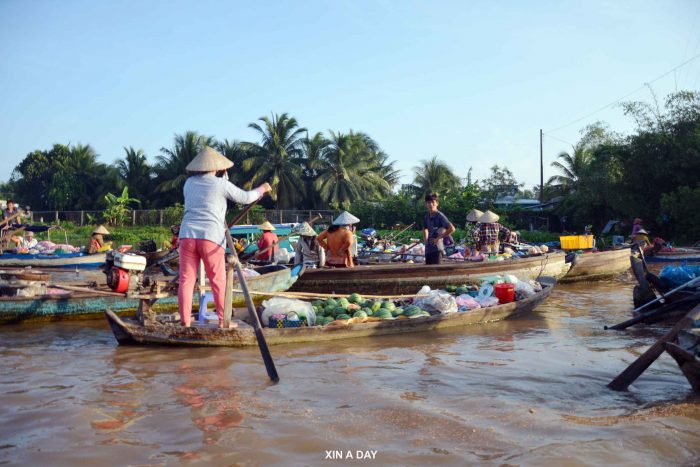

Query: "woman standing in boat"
left=178, top=146, right=271, bottom=328
left=464, top=208, right=483, bottom=256
left=473, top=210, right=510, bottom=254
left=256, top=221, right=279, bottom=263
left=294, top=222, right=326, bottom=268
left=317, top=211, right=359, bottom=268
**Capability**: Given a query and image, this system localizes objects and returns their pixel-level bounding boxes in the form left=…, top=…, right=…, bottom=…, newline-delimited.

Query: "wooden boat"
left=105, top=277, right=556, bottom=347
left=560, top=247, right=631, bottom=282
left=290, top=252, right=570, bottom=295
left=645, top=248, right=700, bottom=263
left=664, top=328, right=700, bottom=391
left=0, top=264, right=304, bottom=324
left=0, top=251, right=107, bottom=268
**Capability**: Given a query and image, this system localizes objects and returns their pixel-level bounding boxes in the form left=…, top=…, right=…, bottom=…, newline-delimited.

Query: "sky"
left=1, top=0, right=699, bottom=191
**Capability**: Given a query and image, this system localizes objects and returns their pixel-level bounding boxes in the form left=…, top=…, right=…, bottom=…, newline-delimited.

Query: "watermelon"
left=325, top=298, right=338, bottom=308
left=375, top=309, right=393, bottom=319
left=391, top=307, right=404, bottom=317
left=370, top=301, right=382, bottom=313
left=312, top=299, right=324, bottom=308
left=353, top=310, right=368, bottom=319
left=361, top=307, right=373, bottom=316
left=338, top=297, right=350, bottom=309
left=381, top=301, right=396, bottom=312
left=336, top=313, right=351, bottom=320
left=348, top=293, right=362, bottom=304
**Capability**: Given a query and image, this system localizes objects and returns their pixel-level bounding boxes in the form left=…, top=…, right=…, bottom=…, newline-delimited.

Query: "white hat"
left=185, top=146, right=234, bottom=172
left=25, top=230, right=34, bottom=237
left=637, top=229, right=648, bottom=235
left=92, top=225, right=110, bottom=235
left=466, top=208, right=483, bottom=222
left=478, top=210, right=500, bottom=223
left=298, top=222, right=316, bottom=236
left=333, top=211, right=360, bottom=225
left=258, top=221, right=276, bottom=231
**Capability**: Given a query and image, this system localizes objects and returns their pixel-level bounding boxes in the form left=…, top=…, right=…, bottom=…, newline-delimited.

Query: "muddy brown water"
left=1, top=271, right=699, bottom=466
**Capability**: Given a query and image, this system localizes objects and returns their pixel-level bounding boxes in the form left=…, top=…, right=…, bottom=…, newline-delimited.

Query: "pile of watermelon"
left=311, top=293, right=430, bottom=326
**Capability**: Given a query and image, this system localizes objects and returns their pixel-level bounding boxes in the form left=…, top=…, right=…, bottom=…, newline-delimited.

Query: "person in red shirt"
left=256, top=221, right=279, bottom=262
left=169, top=224, right=180, bottom=250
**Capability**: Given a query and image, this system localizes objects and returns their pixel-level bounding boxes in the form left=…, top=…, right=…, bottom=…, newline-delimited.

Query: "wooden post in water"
left=539, top=129, right=544, bottom=203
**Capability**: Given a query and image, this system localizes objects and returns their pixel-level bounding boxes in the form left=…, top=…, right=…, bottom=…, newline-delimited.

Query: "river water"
left=1, top=272, right=699, bottom=466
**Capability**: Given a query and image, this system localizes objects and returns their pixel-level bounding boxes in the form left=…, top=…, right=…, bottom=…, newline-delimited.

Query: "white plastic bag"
left=455, top=294, right=481, bottom=310
left=261, top=297, right=316, bottom=326
left=414, top=290, right=457, bottom=314
left=514, top=280, right=535, bottom=299
left=276, top=248, right=291, bottom=264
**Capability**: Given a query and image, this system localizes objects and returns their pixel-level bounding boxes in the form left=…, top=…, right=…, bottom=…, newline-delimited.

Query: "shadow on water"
left=1, top=272, right=699, bottom=465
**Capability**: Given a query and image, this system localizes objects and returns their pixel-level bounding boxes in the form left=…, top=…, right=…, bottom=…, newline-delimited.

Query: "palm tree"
left=242, top=113, right=307, bottom=209
left=115, top=147, right=152, bottom=205
left=154, top=131, right=216, bottom=205
left=411, top=156, right=461, bottom=199
left=66, top=144, right=119, bottom=209
left=546, top=142, right=592, bottom=197
left=314, top=131, right=391, bottom=208
left=300, top=132, right=330, bottom=208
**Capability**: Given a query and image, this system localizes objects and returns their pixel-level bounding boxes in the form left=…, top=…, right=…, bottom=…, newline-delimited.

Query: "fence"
left=29, top=209, right=341, bottom=227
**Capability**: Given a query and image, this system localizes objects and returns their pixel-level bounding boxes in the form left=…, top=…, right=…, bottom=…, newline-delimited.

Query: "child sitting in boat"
left=11, top=230, right=38, bottom=252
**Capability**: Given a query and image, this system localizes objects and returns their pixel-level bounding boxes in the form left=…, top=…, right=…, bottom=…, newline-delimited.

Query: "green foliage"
left=162, top=203, right=184, bottom=226
left=660, top=185, right=700, bottom=243
left=103, top=187, right=140, bottom=226
left=409, top=155, right=461, bottom=200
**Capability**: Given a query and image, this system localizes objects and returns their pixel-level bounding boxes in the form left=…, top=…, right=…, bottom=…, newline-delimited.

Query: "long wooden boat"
left=0, top=264, right=304, bottom=324
left=290, top=252, right=570, bottom=295
left=560, top=247, right=631, bottom=282
left=646, top=248, right=700, bottom=263
left=0, top=252, right=107, bottom=268
left=105, top=277, right=556, bottom=347
left=664, top=328, right=700, bottom=391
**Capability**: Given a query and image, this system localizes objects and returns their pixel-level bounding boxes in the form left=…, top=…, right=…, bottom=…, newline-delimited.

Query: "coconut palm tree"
left=546, top=142, right=592, bottom=197
left=115, top=147, right=153, bottom=205
left=154, top=131, right=216, bottom=206
left=242, top=113, right=307, bottom=209
left=67, top=144, right=120, bottom=209
left=314, top=131, right=391, bottom=208
left=411, top=156, right=461, bottom=199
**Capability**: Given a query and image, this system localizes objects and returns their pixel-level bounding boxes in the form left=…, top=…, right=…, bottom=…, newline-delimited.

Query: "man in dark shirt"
left=422, top=192, right=455, bottom=265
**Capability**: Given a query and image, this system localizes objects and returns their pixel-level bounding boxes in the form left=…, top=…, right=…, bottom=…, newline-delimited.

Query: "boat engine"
left=361, top=228, right=378, bottom=248
left=104, top=251, right=147, bottom=293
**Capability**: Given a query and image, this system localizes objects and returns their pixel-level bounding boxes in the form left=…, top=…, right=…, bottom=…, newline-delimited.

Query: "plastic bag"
left=261, top=297, right=316, bottom=326
left=413, top=290, right=457, bottom=314
left=276, top=248, right=291, bottom=264
left=455, top=294, right=481, bottom=310
left=475, top=295, right=499, bottom=307
left=514, top=280, right=535, bottom=299
left=659, top=264, right=700, bottom=288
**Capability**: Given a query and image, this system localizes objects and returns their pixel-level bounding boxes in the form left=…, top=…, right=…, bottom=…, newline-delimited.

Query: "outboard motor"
left=104, top=251, right=147, bottom=293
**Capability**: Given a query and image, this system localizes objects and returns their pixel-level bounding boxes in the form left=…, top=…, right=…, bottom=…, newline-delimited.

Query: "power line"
left=545, top=51, right=700, bottom=134
left=544, top=134, right=575, bottom=147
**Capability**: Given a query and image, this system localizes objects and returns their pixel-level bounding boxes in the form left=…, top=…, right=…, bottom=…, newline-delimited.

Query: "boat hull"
left=665, top=329, right=700, bottom=391
left=105, top=278, right=555, bottom=347
left=0, top=252, right=107, bottom=268
left=290, top=252, right=569, bottom=295
left=561, top=248, right=631, bottom=282
left=0, top=265, right=302, bottom=324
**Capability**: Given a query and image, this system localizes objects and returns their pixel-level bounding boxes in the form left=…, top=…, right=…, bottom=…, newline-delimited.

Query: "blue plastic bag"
left=659, top=263, right=700, bottom=288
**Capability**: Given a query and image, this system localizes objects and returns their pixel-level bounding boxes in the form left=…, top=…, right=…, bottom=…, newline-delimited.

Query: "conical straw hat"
left=258, top=221, right=276, bottom=231
left=92, top=225, right=110, bottom=235
left=298, top=222, right=316, bottom=236
left=466, top=209, right=484, bottom=222
left=185, top=146, right=234, bottom=172
left=333, top=211, right=360, bottom=225
left=478, top=210, right=500, bottom=223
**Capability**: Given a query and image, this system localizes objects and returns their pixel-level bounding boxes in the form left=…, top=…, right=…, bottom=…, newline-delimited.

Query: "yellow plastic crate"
left=559, top=235, right=593, bottom=250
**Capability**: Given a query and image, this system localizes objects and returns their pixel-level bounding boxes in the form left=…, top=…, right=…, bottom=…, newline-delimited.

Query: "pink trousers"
left=178, top=238, right=226, bottom=326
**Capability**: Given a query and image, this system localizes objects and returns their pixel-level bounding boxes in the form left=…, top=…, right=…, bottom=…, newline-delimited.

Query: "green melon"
left=348, top=293, right=362, bottom=304
left=353, top=310, right=368, bottom=319
left=336, top=313, right=351, bottom=320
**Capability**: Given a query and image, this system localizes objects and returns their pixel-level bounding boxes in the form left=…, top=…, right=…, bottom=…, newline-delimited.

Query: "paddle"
left=605, top=293, right=700, bottom=330
left=607, top=302, right=700, bottom=391
left=631, top=275, right=700, bottom=316
left=241, top=213, right=324, bottom=263
left=223, top=227, right=279, bottom=382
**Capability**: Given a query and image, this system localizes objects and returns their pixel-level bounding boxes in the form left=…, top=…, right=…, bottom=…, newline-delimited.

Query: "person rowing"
left=177, top=146, right=271, bottom=329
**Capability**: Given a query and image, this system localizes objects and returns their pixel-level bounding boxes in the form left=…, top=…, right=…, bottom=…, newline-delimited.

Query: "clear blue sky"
left=1, top=0, right=699, bottom=190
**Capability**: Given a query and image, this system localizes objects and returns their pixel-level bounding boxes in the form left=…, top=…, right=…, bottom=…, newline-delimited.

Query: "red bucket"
left=494, top=283, right=515, bottom=304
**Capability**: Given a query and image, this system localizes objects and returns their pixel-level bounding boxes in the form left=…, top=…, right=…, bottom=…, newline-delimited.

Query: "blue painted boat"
left=0, top=252, right=107, bottom=268
left=645, top=248, right=700, bottom=263
left=0, top=263, right=304, bottom=324
left=229, top=223, right=298, bottom=253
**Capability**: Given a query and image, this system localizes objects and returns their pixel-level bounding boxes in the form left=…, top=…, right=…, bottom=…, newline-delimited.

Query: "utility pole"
left=539, top=129, right=544, bottom=203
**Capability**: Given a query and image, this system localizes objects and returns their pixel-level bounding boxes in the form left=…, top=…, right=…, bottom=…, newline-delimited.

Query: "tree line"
left=3, top=91, right=699, bottom=242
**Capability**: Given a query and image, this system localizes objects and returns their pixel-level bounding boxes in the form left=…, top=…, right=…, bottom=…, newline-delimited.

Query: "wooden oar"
left=241, top=213, right=324, bottom=262
left=385, top=222, right=415, bottom=243
left=51, top=284, right=126, bottom=297
left=632, top=276, right=700, bottom=315
left=607, top=302, right=700, bottom=391
left=224, top=227, right=279, bottom=382
left=605, top=294, right=700, bottom=330
left=227, top=198, right=263, bottom=228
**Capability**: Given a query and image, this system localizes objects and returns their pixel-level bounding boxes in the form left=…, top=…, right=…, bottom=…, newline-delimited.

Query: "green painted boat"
left=0, top=264, right=304, bottom=324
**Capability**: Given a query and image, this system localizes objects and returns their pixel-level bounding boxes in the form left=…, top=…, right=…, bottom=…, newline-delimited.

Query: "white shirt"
left=179, top=173, right=263, bottom=248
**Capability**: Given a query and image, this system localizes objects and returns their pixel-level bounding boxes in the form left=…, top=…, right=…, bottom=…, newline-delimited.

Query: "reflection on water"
left=1, top=271, right=699, bottom=465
